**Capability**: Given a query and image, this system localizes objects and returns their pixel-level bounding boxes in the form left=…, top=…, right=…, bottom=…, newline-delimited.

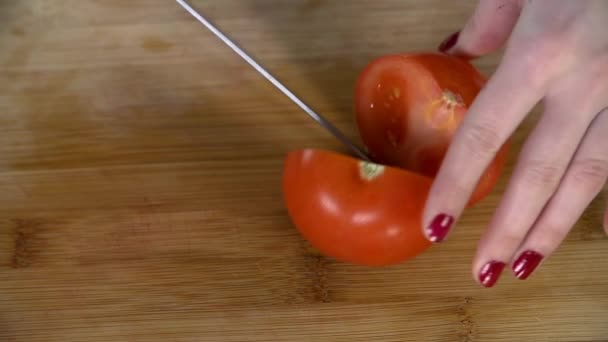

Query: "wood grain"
left=1, top=0, right=607, bottom=341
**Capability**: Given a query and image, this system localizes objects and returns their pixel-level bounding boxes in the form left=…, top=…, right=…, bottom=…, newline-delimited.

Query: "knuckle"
left=520, top=160, right=563, bottom=189
left=464, top=26, right=503, bottom=55
left=450, top=177, right=476, bottom=199
left=515, top=49, right=558, bottom=86
left=489, top=228, right=526, bottom=255
left=464, top=2, right=521, bottom=55
left=460, top=121, right=503, bottom=161
left=569, top=157, right=608, bottom=189
left=501, top=229, right=525, bottom=248
left=534, top=221, right=568, bottom=251
left=578, top=60, right=608, bottom=106
left=474, top=30, right=504, bottom=54
left=509, top=33, right=572, bottom=87
left=437, top=172, right=476, bottom=201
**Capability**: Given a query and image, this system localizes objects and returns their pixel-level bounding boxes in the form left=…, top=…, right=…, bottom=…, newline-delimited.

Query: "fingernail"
left=478, top=261, right=505, bottom=288
left=438, top=31, right=460, bottom=53
left=512, top=250, right=544, bottom=280
left=425, top=213, right=454, bottom=243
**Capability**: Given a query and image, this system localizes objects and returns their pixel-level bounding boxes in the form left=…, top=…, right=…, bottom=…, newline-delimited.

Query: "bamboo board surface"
left=1, top=1, right=607, bottom=341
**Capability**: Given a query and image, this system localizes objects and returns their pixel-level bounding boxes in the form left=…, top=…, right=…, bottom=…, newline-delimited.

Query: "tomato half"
left=354, top=52, right=510, bottom=205
left=282, top=52, right=510, bottom=267
left=282, top=149, right=432, bottom=266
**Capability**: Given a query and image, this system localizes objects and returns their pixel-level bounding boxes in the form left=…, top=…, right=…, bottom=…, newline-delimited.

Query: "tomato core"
left=424, top=89, right=465, bottom=131
left=358, top=161, right=385, bottom=181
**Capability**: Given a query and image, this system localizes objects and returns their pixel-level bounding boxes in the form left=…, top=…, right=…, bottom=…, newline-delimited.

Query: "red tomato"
left=354, top=52, right=510, bottom=205
left=282, top=52, right=510, bottom=266
left=282, top=149, right=433, bottom=266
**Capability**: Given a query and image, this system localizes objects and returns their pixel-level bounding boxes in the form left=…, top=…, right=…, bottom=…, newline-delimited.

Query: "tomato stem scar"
left=423, top=89, right=464, bottom=130
left=359, top=161, right=385, bottom=181
left=442, top=89, right=464, bottom=107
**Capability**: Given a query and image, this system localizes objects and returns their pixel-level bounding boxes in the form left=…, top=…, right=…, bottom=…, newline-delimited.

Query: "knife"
left=175, top=0, right=371, bottom=161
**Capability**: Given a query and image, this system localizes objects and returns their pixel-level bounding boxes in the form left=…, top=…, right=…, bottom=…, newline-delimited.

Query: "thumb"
left=439, top=0, right=523, bottom=58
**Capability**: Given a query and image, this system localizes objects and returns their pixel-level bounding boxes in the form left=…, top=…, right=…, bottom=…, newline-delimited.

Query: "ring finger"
left=511, top=107, right=608, bottom=280
left=472, top=72, right=606, bottom=287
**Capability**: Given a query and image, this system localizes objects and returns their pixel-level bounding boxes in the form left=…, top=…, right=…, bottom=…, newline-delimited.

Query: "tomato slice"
left=354, top=53, right=510, bottom=205
left=282, top=149, right=432, bottom=266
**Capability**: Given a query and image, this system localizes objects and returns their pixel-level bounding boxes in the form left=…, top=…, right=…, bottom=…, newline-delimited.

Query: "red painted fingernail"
left=512, top=250, right=544, bottom=280
left=425, top=213, right=454, bottom=243
left=478, top=261, right=505, bottom=287
left=438, top=31, right=460, bottom=53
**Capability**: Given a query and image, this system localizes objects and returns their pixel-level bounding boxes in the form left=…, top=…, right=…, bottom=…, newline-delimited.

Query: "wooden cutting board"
left=1, top=1, right=606, bottom=341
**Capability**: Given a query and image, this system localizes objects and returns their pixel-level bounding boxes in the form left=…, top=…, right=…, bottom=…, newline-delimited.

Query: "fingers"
left=510, top=107, right=608, bottom=280
left=439, top=0, right=523, bottom=57
left=472, top=98, right=604, bottom=286
left=469, top=55, right=608, bottom=285
left=429, top=0, right=608, bottom=289
left=422, top=48, right=546, bottom=243
left=471, top=76, right=601, bottom=279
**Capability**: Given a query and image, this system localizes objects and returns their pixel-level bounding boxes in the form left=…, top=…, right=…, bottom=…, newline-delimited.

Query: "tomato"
left=354, top=52, right=510, bottom=205
left=282, top=149, right=433, bottom=266
left=281, top=52, right=510, bottom=267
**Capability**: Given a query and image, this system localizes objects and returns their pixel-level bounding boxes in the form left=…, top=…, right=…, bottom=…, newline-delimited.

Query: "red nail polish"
left=478, top=261, right=505, bottom=287
left=425, top=213, right=454, bottom=243
left=512, top=250, right=544, bottom=280
left=438, top=31, right=460, bottom=53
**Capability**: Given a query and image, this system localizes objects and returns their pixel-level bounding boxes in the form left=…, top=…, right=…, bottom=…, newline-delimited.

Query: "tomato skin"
left=282, top=52, right=511, bottom=266
left=282, top=149, right=433, bottom=266
left=354, top=52, right=510, bottom=206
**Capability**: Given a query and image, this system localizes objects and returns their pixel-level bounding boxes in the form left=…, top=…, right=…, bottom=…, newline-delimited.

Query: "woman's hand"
left=423, top=0, right=608, bottom=287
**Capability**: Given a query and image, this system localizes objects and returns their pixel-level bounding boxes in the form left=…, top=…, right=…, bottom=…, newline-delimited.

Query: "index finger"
left=422, top=55, right=545, bottom=243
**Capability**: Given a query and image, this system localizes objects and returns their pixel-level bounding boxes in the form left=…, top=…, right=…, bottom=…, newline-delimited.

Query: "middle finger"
left=472, top=88, right=598, bottom=287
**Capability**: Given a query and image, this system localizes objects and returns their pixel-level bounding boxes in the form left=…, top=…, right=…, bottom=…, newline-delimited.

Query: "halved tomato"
left=282, top=52, right=510, bottom=266
left=282, top=149, right=432, bottom=266
left=354, top=53, right=509, bottom=206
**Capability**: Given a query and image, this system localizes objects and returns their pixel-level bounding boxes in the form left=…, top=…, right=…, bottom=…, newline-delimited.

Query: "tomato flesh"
left=282, top=149, right=433, bottom=266
left=355, top=53, right=509, bottom=205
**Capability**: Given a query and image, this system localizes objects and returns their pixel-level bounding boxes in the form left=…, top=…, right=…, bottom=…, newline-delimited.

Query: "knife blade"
left=175, top=0, right=371, bottom=161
